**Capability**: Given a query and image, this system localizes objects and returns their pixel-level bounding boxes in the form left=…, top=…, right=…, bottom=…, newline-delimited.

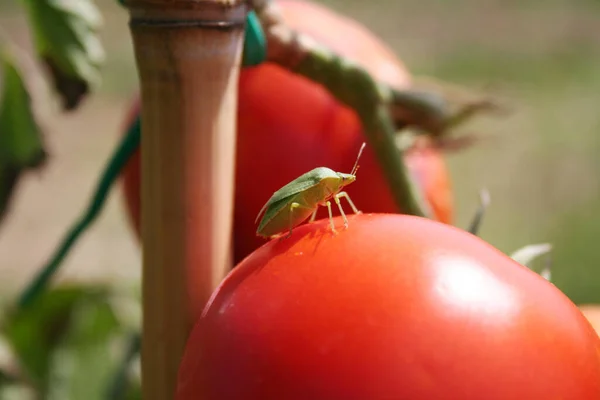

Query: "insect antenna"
left=350, top=142, right=367, bottom=176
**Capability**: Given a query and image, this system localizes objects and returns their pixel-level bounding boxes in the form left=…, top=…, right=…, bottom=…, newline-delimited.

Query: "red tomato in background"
left=119, top=0, right=454, bottom=264
left=177, top=214, right=600, bottom=400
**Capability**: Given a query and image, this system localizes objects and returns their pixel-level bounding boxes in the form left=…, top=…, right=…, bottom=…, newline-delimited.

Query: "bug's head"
left=337, top=172, right=356, bottom=187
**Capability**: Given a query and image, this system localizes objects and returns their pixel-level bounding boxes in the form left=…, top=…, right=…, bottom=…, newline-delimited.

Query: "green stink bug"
left=255, top=143, right=366, bottom=239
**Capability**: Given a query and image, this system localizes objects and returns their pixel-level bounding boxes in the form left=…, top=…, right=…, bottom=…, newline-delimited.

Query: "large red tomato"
left=119, top=0, right=454, bottom=264
left=177, top=214, right=600, bottom=399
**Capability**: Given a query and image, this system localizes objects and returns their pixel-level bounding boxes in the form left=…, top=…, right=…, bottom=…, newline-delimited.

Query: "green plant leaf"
left=1, top=285, right=108, bottom=394
left=20, top=0, right=104, bottom=110
left=122, top=378, right=141, bottom=400
left=0, top=51, right=47, bottom=225
left=46, top=295, right=124, bottom=400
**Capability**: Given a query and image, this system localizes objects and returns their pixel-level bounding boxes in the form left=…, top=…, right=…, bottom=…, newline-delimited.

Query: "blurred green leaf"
left=2, top=285, right=108, bottom=394
left=20, top=0, right=104, bottom=110
left=123, top=378, right=141, bottom=400
left=46, top=295, right=124, bottom=400
left=0, top=51, right=46, bottom=226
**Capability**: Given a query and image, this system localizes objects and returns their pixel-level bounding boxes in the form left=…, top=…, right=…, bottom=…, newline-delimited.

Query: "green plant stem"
left=16, top=115, right=141, bottom=310
left=387, top=89, right=448, bottom=134
left=295, top=59, right=431, bottom=218
left=467, top=188, right=490, bottom=235
left=272, top=41, right=432, bottom=218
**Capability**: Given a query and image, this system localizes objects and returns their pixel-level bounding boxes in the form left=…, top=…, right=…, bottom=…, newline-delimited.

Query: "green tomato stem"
left=254, top=4, right=432, bottom=218
left=291, top=49, right=432, bottom=218
left=16, top=115, right=141, bottom=310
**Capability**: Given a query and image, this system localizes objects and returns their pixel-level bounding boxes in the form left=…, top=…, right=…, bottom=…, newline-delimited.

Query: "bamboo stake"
left=125, top=1, right=246, bottom=398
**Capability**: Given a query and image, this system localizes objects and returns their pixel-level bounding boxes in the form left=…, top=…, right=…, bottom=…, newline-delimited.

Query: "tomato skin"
left=119, top=0, right=454, bottom=264
left=177, top=214, right=600, bottom=400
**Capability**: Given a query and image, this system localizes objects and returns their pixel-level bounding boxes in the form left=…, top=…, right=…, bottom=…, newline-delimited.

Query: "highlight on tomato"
left=119, top=0, right=454, bottom=265
left=176, top=213, right=600, bottom=400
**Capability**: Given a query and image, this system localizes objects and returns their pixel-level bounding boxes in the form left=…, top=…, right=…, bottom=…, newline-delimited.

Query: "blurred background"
left=0, top=0, right=599, bottom=304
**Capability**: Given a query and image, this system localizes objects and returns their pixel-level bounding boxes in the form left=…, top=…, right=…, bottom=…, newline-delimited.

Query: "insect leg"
left=336, top=191, right=361, bottom=215
left=286, top=202, right=302, bottom=239
left=309, top=207, right=319, bottom=223
left=333, top=194, right=349, bottom=228
left=325, top=201, right=336, bottom=233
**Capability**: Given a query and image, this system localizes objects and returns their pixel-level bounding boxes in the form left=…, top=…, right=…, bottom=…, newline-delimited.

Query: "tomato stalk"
left=251, top=0, right=432, bottom=217
left=294, top=56, right=432, bottom=217
left=403, top=76, right=509, bottom=133
left=125, top=0, right=246, bottom=398
left=295, top=57, right=433, bottom=217
left=388, top=86, right=505, bottom=137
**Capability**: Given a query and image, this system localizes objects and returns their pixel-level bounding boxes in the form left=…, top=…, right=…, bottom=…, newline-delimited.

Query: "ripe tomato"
left=119, top=0, right=454, bottom=264
left=177, top=214, right=600, bottom=400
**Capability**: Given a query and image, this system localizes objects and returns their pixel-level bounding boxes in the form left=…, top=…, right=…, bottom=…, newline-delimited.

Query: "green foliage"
left=0, top=0, right=103, bottom=230
left=19, top=0, right=104, bottom=110
left=0, top=51, right=46, bottom=225
left=0, top=284, right=140, bottom=399
left=17, top=114, right=140, bottom=309
left=4, top=286, right=102, bottom=393
left=46, top=298, right=120, bottom=399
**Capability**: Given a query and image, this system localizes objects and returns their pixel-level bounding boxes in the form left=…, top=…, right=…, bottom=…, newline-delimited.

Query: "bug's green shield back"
left=256, top=196, right=295, bottom=234
left=255, top=167, right=336, bottom=227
